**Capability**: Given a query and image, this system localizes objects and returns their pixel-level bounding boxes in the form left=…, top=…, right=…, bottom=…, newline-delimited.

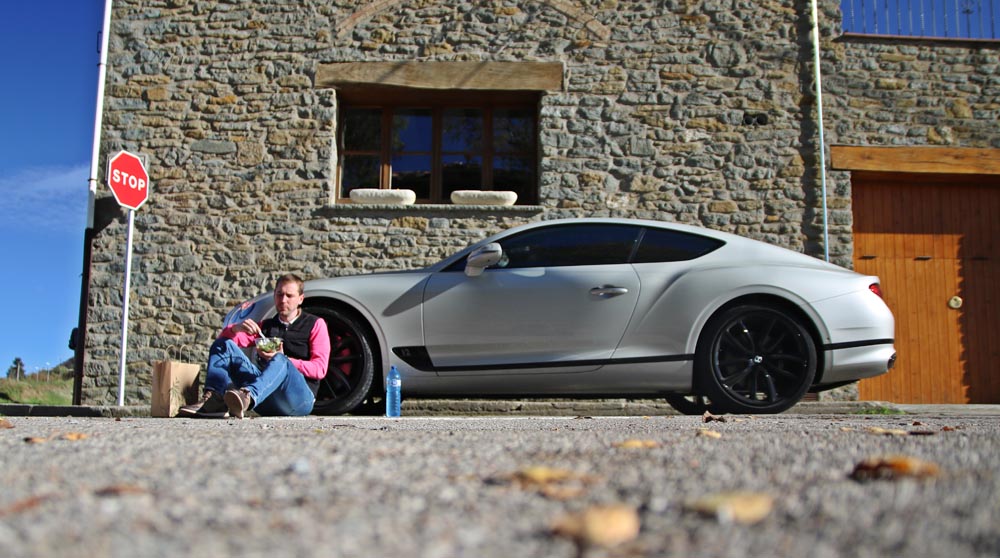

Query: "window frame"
left=337, top=89, right=540, bottom=205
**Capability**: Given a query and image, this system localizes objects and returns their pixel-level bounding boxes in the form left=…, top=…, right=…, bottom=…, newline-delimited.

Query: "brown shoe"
left=177, top=391, right=228, bottom=418
left=224, top=388, right=253, bottom=419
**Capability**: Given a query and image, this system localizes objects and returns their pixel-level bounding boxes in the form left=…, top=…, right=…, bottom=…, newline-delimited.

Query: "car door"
left=422, top=223, right=642, bottom=374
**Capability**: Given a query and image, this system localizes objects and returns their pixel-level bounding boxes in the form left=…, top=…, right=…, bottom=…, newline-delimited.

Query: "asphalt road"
left=0, top=413, right=997, bottom=558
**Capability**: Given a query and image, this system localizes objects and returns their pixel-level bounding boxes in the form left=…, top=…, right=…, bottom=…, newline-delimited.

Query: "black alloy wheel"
left=305, top=305, right=377, bottom=415
left=696, top=304, right=816, bottom=414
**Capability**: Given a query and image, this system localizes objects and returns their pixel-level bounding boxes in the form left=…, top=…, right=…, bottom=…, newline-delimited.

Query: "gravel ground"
left=0, top=414, right=997, bottom=558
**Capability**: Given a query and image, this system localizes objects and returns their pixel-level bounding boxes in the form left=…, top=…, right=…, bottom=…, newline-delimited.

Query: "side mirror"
left=465, top=243, right=502, bottom=277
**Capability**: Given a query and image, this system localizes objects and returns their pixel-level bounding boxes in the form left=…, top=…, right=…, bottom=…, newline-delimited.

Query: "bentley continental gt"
left=221, top=218, right=896, bottom=415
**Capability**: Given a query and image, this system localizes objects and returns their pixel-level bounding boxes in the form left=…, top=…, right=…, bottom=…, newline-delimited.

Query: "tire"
left=305, top=305, right=377, bottom=415
left=664, top=394, right=717, bottom=416
left=696, top=304, right=816, bottom=414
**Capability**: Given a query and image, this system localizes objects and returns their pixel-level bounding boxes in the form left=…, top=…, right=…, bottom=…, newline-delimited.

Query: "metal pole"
left=810, top=0, right=830, bottom=262
left=77, top=0, right=115, bottom=405
left=117, top=208, right=135, bottom=406
left=89, top=0, right=114, bottom=230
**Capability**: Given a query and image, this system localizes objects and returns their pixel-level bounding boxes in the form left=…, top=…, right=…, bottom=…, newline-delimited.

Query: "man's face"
left=274, top=281, right=304, bottom=318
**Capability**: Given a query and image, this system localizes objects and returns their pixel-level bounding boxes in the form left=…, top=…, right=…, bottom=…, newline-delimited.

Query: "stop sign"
left=107, top=150, right=150, bottom=210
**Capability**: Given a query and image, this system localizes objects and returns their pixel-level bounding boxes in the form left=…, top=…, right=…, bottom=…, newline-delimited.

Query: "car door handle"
left=590, top=286, right=629, bottom=297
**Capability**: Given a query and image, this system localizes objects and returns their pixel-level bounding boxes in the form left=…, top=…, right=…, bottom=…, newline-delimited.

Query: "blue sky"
left=0, top=1, right=104, bottom=377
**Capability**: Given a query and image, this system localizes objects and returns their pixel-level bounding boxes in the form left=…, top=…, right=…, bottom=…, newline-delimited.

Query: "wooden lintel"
left=831, top=146, right=1000, bottom=175
left=316, top=61, right=564, bottom=92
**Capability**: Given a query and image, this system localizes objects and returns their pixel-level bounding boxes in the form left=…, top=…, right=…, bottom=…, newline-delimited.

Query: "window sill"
left=324, top=203, right=546, bottom=214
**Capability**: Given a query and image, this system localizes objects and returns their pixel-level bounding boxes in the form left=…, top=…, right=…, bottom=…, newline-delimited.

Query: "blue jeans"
left=205, top=339, right=315, bottom=416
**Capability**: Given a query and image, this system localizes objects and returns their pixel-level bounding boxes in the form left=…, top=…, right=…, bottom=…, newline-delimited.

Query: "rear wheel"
left=696, top=304, right=816, bottom=414
left=305, top=305, right=377, bottom=415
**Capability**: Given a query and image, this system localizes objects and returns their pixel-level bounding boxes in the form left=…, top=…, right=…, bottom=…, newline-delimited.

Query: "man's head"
left=274, top=274, right=305, bottom=321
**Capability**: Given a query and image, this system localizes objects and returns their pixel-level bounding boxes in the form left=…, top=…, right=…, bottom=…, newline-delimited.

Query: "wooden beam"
left=831, top=146, right=1000, bottom=175
left=316, top=61, right=564, bottom=92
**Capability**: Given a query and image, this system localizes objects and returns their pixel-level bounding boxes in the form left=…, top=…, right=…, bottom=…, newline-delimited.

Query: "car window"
left=631, top=227, right=724, bottom=263
left=496, top=224, right=641, bottom=269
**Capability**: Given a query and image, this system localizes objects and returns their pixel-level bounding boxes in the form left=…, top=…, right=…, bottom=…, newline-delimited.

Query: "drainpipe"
left=810, top=0, right=830, bottom=262
left=73, top=0, right=114, bottom=404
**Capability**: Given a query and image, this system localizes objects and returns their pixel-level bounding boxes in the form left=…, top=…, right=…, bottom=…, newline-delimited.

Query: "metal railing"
left=841, top=0, right=999, bottom=39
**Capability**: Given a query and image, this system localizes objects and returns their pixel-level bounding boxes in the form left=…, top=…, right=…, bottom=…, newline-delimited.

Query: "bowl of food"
left=255, top=336, right=282, bottom=352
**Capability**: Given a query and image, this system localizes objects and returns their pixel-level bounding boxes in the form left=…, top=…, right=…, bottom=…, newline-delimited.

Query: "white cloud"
left=0, top=164, right=90, bottom=233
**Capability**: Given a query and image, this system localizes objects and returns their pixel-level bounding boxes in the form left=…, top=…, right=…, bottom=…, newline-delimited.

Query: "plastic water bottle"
left=386, top=365, right=401, bottom=417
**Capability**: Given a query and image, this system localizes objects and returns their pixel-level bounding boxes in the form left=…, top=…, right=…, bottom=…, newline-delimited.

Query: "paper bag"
left=151, top=360, right=201, bottom=417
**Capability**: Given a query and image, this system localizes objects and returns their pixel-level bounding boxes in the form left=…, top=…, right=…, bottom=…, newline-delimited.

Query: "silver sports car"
left=222, top=218, right=895, bottom=415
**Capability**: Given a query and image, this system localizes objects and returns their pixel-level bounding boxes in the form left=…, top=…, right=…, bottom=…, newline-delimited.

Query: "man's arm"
left=217, top=323, right=256, bottom=347
left=289, top=318, right=331, bottom=380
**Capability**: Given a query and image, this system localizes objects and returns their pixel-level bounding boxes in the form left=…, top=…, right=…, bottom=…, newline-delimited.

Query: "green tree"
left=7, top=357, right=24, bottom=380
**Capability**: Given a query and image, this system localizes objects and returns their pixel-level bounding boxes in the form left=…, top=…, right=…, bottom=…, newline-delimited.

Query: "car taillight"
left=869, top=283, right=883, bottom=298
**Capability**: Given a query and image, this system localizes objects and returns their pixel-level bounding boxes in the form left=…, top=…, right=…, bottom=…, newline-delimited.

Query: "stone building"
left=77, top=0, right=1000, bottom=406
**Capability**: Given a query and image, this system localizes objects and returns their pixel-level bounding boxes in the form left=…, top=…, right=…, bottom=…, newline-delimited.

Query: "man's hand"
left=256, top=341, right=283, bottom=362
left=237, top=319, right=263, bottom=337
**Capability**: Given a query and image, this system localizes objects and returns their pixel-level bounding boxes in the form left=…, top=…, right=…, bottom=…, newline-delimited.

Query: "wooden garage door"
left=852, top=173, right=999, bottom=403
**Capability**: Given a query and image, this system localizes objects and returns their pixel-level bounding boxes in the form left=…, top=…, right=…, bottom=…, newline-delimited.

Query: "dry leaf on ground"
left=0, top=418, right=14, bottom=429
left=61, top=432, right=89, bottom=441
left=499, top=466, right=600, bottom=500
left=23, top=437, right=48, bottom=444
left=697, top=429, right=722, bottom=439
left=612, top=439, right=660, bottom=449
left=850, top=455, right=941, bottom=481
left=511, top=466, right=578, bottom=485
left=539, top=485, right=587, bottom=501
left=551, top=504, right=640, bottom=547
left=687, top=491, right=774, bottom=524
left=0, top=495, right=51, bottom=518
left=702, top=411, right=727, bottom=423
left=865, top=426, right=909, bottom=436
left=94, top=484, right=148, bottom=497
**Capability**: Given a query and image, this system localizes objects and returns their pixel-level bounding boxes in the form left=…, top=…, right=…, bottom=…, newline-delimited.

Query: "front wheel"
left=696, top=304, right=816, bottom=414
left=305, top=306, right=377, bottom=415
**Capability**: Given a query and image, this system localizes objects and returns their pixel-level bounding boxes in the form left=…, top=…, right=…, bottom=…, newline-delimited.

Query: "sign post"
left=107, top=150, right=150, bottom=406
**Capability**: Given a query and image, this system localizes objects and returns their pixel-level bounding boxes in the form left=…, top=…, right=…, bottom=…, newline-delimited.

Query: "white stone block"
left=450, top=190, right=518, bottom=206
left=349, top=188, right=416, bottom=205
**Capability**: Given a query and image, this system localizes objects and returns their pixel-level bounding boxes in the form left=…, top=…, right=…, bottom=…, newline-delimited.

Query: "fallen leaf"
left=0, top=495, right=51, bottom=518
left=697, top=429, right=722, bottom=439
left=865, top=426, right=909, bottom=436
left=687, top=491, right=774, bottom=524
left=840, top=427, right=856, bottom=432
left=511, top=466, right=577, bottom=486
left=702, top=411, right=727, bottom=423
left=613, top=439, right=660, bottom=449
left=23, top=437, right=48, bottom=444
left=551, top=504, right=640, bottom=547
left=539, top=484, right=587, bottom=501
left=941, top=426, right=958, bottom=432
left=502, top=466, right=599, bottom=500
left=61, top=432, right=89, bottom=441
left=94, top=484, right=148, bottom=497
left=850, top=455, right=941, bottom=481
left=0, top=418, right=14, bottom=429
left=912, top=421, right=924, bottom=426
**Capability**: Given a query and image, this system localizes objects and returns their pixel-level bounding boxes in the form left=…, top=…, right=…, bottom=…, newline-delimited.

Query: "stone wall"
left=83, top=0, right=999, bottom=405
